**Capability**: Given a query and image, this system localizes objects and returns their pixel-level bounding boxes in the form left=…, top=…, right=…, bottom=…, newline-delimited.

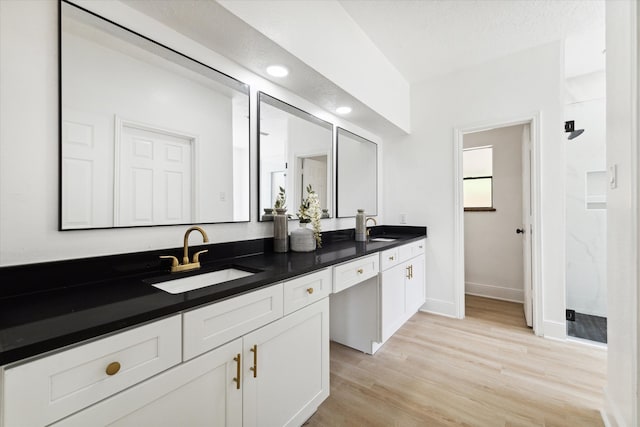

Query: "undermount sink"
left=369, top=237, right=397, bottom=242
left=147, top=267, right=256, bottom=294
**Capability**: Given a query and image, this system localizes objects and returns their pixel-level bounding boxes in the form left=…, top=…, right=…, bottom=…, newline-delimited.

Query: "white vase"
left=290, top=222, right=316, bottom=252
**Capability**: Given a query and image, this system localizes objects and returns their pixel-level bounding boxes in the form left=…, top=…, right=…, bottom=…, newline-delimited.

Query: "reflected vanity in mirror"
left=60, top=1, right=250, bottom=229
left=336, top=127, right=377, bottom=217
left=258, top=93, right=333, bottom=221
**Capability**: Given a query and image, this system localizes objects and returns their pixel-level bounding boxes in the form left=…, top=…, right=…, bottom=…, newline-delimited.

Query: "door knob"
left=516, top=228, right=525, bottom=234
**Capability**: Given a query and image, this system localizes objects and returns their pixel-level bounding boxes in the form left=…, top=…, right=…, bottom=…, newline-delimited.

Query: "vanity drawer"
left=2, top=315, right=182, bottom=427
left=398, top=239, right=426, bottom=263
left=283, top=268, right=331, bottom=315
left=380, top=247, right=400, bottom=271
left=183, top=283, right=283, bottom=360
left=333, top=254, right=380, bottom=293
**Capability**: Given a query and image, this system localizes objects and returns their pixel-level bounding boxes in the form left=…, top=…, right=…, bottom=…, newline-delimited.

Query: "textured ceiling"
left=122, top=0, right=401, bottom=136
left=122, top=0, right=605, bottom=136
left=339, top=0, right=605, bottom=83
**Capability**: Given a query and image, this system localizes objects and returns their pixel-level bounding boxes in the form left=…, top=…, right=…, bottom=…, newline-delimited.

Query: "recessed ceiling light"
left=336, top=106, right=352, bottom=115
left=266, top=65, right=289, bottom=77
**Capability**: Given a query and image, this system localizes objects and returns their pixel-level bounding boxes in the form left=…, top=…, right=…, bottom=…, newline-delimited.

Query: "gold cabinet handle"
left=307, top=287, right=314, bottom=294
left=406, top=266, right=411, bottom=279
left=250, top=345, right=258, bottom=378
left=389, top=256, right=395, bottom=261
left=105, top=361, right=121, bottom=376
left=357, top=268, right=364, bottom=274
left=409, top=265, right=414, bottom=279
left=233, top=354, right=241, bottom=390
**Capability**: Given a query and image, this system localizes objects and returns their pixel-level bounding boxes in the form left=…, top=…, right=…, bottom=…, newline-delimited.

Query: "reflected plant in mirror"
left=60, top=1, right=250, bottom=230
left=297, top=185, right=322, bottom=248
left=336, top=128, right=378, bottom=217
left=258, top=92, right=333, bottom=222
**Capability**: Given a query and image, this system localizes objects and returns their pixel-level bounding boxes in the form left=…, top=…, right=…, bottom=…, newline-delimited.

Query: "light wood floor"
left=306, top=295, right=606, bottom=426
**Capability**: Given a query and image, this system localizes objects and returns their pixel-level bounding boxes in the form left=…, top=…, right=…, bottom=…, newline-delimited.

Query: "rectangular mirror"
left=258, top=93, right=333, bottom=221
left=60, top=1, right=250, bottom=229
left=336, top=127, right=377, bottom=217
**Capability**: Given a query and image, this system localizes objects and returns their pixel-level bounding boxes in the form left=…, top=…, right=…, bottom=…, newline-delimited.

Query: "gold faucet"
left=365, top=217, right=377, bottom=238
left=160, top=226, right=210, bottom=273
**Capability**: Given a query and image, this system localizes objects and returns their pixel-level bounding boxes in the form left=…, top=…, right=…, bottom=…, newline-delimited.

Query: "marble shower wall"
left=565, top=97, right=607, bottom=317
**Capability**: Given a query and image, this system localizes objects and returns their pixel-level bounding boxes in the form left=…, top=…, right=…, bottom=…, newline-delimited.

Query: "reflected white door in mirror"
left=60, top=1, right=250, bottom=229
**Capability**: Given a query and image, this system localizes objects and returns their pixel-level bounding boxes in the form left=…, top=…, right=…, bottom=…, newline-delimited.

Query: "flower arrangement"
left=273, top=186, right=286, bottom=210
left=297, top=184, right=322, bottom=247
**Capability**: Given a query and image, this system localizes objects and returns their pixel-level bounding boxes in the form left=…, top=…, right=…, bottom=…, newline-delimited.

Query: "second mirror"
left=258, top=93, right=333, bottom=221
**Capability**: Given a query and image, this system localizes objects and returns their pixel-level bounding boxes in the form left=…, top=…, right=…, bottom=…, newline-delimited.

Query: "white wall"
left=384, top=41, right=565, bottom=338
left=0, top=0, right=383, bottom=266
left=464, top=125, right=524, bottom=303
left=603, top=0, right=638, bottom=426
left=565, top=98, right=607, bottom=317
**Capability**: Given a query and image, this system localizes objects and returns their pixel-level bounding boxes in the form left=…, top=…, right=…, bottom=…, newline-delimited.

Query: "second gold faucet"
left=365, top=217, right=377, bottom=238
left=160, top=226, right=210, bottom=273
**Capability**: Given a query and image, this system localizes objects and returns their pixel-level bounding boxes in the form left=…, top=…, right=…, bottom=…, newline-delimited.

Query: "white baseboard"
left=465, top=281, right=524, bottom=303
left=602, top=387, right=626, bottom=427
left=542, top=320, right=566, bottom=340
left=601, top=409, right=614, bottom=427
left=420, top=298, right=457, bottom=318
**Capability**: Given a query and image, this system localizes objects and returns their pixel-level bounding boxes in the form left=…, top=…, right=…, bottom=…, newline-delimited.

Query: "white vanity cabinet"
left=0, top=270, right=331, bottom=427
left=1, top=315, right=182, bottom=427
left=380, top=239, right=426, bottom=342
left=51, top=338, right=244, bottom=427
left=330, top=239, right=426, bottom=355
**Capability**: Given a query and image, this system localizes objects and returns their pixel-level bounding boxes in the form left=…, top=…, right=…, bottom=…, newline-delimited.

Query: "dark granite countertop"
left=0, top=226, right=426, bottom=366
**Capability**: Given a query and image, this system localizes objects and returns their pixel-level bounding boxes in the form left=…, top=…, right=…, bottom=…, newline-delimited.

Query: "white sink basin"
left=370, top=237, right=397, bottom=242
left=150, top=268, right=255, bottom=294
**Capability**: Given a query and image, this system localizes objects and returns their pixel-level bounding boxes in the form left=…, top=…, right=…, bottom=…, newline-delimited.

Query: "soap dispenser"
left=355, top=209, right=366, bottom=242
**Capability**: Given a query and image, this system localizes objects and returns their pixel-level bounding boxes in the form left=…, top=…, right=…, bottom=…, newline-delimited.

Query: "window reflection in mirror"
left=258, top=93, right=333, bottom=221
left=60, top=1, right=250, bottom=229
left=336, top=128, right=377, bottom=217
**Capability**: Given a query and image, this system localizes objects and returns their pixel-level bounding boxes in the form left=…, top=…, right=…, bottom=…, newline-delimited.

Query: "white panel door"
left=405, top=256, right=426, bottom=315
left=61, top=108, right=111, bottom=228
left=521, top=124, right=533, bottom=328
left=243, top=298, right=329, bottom=427
left=381, top=263, right=407, bottom=342
left=117, top=124, right=193, bottom=226
left=301, top=156, right=328, bottom=209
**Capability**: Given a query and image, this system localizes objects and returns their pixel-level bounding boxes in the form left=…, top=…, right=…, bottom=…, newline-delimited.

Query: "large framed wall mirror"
left=336, top=127, right=377, bottom=217
left=60, top=1, right=250, bottom=230
left=258, top=93, right=333, bottom=221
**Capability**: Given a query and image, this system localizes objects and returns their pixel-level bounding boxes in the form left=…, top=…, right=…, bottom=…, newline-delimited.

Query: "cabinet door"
left=381, top=263, right=406, bottom=342
left=52, top=339, right=243, bottom=427
left=243, top=298, right=329, bottom=427
left=405, top=256, right=426, bottom=315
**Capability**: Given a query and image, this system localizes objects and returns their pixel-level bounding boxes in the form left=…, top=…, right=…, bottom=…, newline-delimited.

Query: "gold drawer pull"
left=389, top=256, right=395, bottom=261
left=307, top=287, right=314, bottom=294
left=250, top=344, right=258, bottom=378
left=233, top=354, right=241, bottom=389
left=357, top=268, right=364, bottom=274
left=105, top=362, right=121, bottom=376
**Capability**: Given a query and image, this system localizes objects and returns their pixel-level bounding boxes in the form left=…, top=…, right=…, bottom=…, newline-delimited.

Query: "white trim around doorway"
left=453, top=112, right=543, bottom=336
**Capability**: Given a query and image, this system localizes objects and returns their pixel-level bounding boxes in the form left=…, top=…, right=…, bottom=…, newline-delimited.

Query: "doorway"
left=454, top=115, right=541, bottom=334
